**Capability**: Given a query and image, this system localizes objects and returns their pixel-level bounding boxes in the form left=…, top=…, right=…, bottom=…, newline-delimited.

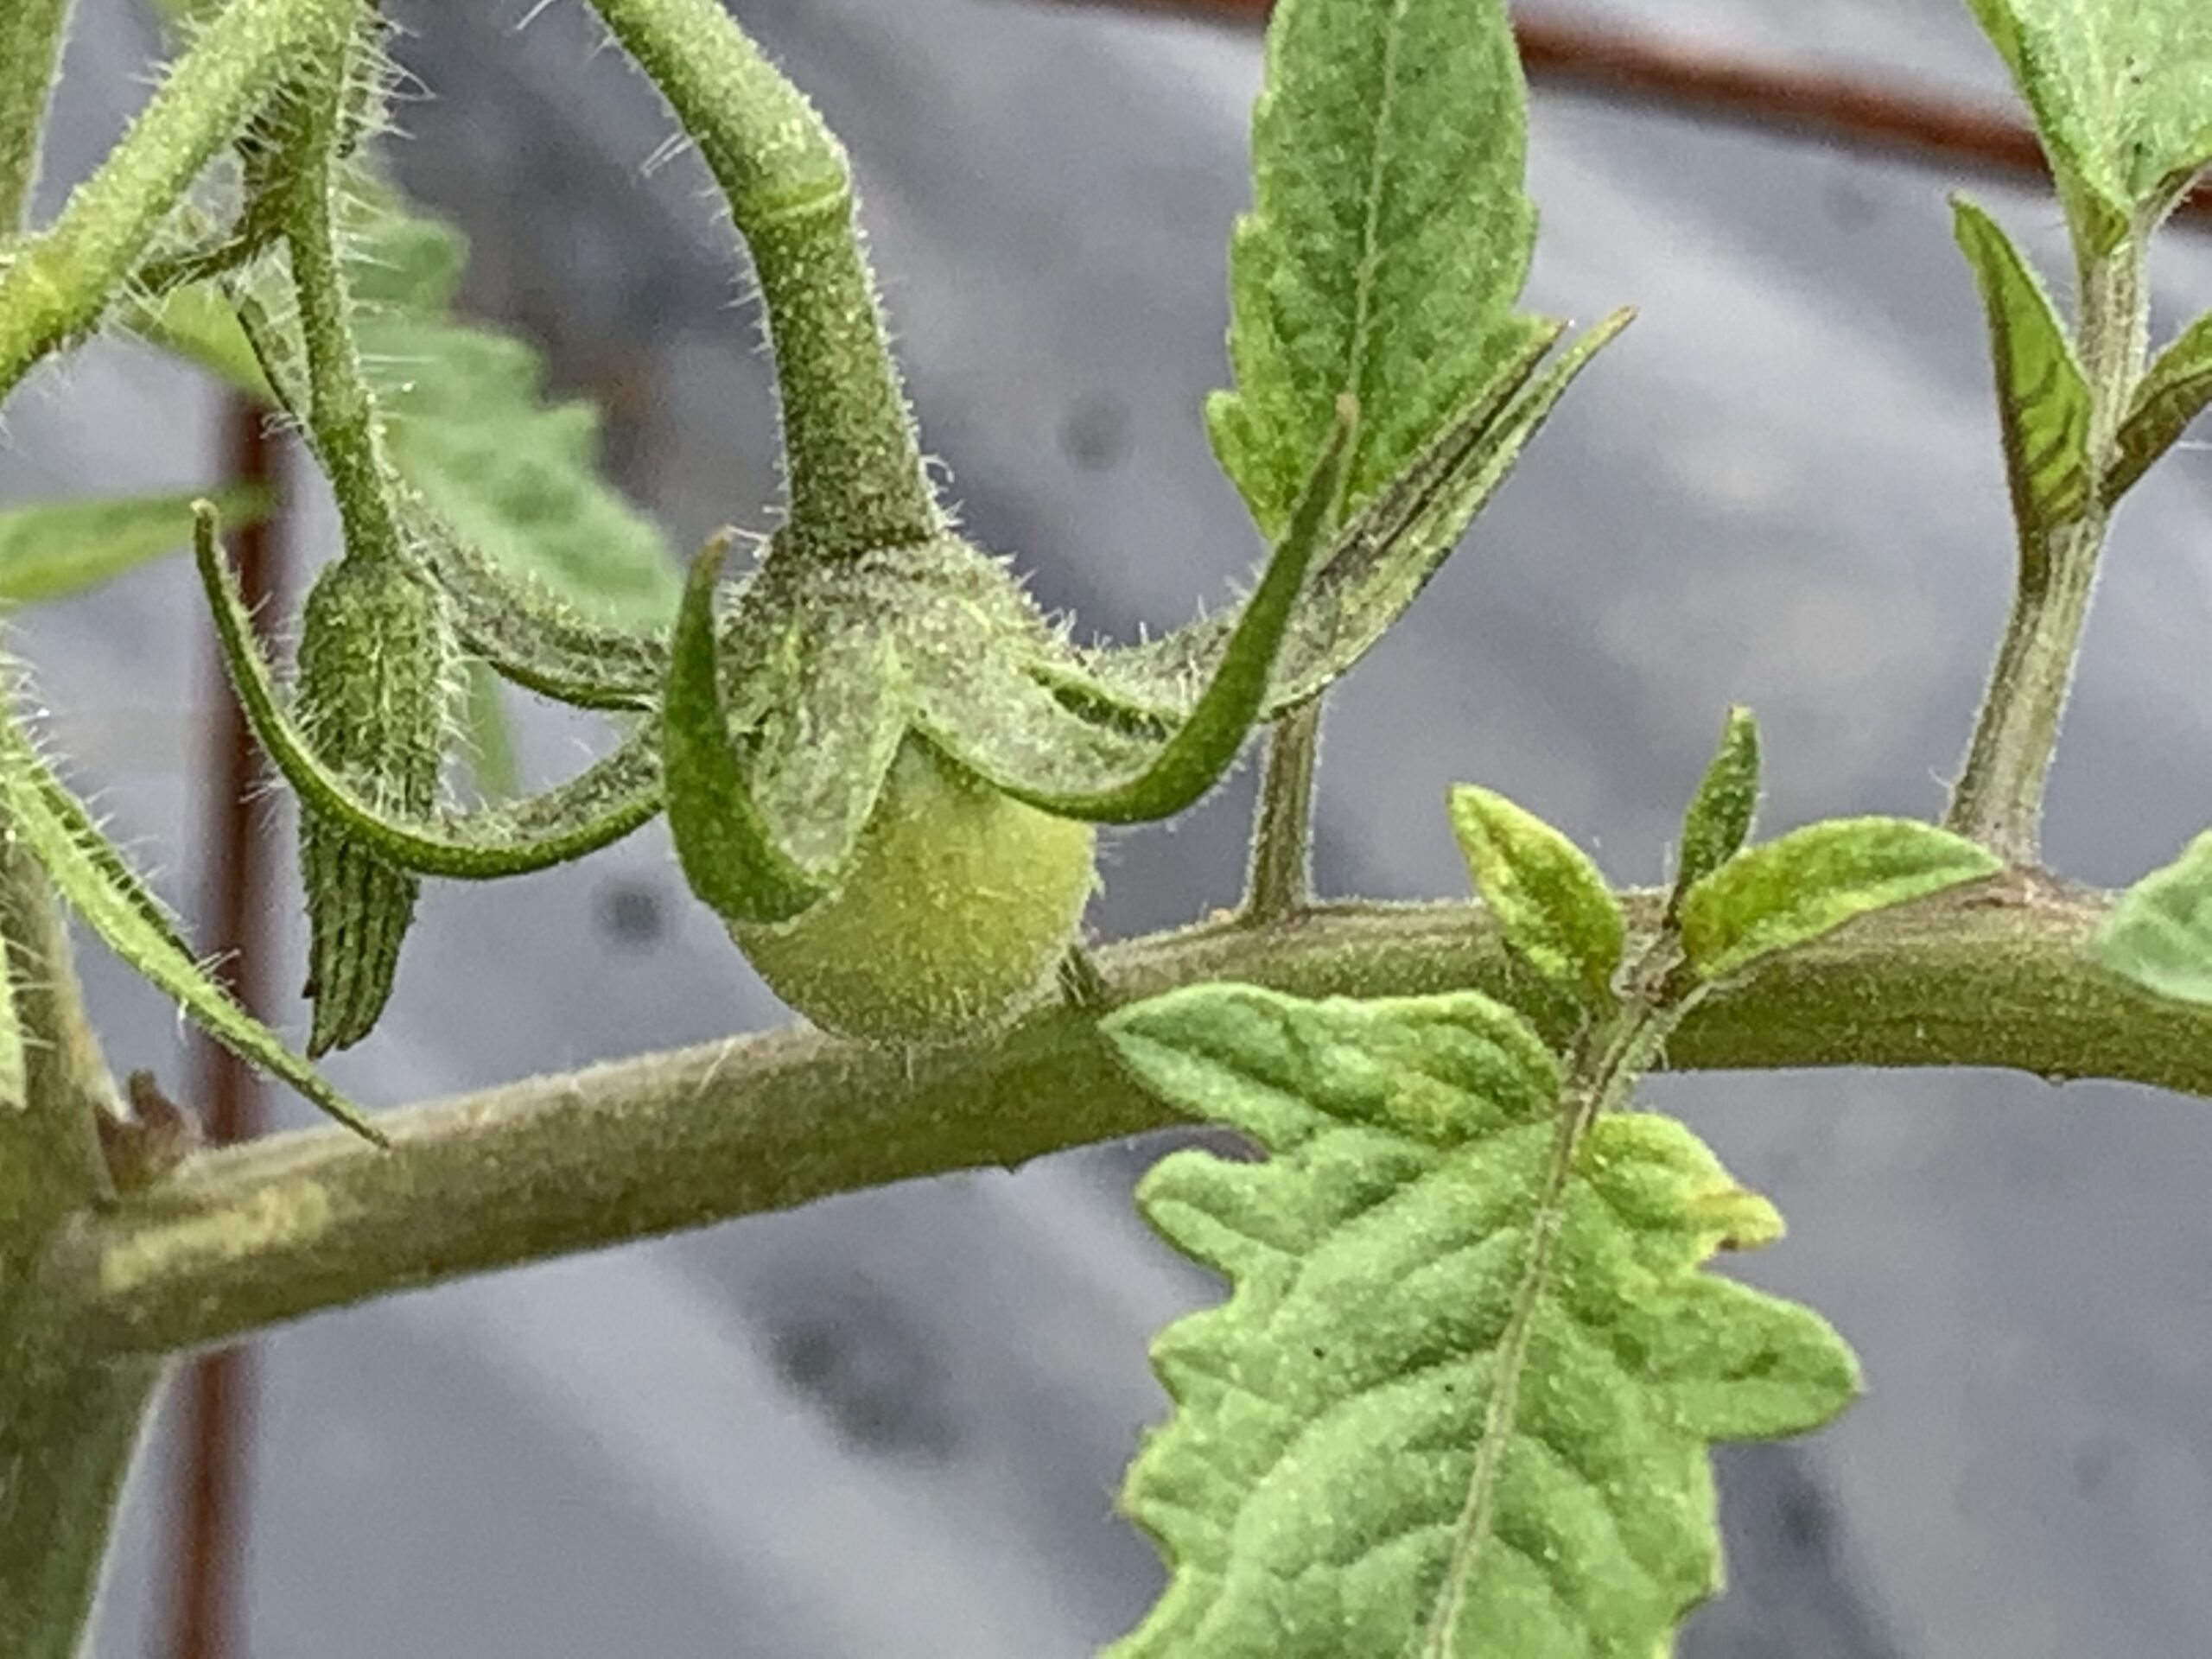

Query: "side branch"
left=47, top=876, right=2205, bottom=1359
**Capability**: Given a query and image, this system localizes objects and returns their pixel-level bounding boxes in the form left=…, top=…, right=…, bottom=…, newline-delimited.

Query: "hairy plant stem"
left=32, top=874, right=2212, bottom=1361
left=266, top=25, right=407, bottom=572
left=0, top=0, right=73, bottom=230
left=1946, top=237, right=2150, bottom=864
left=588, top=0, right=937, bottom=561
left=0, top=833, right=151, bottom=1659
left=1240, top=700, right=1323, bottom=922
left=0, top=0, right=358, bottom=401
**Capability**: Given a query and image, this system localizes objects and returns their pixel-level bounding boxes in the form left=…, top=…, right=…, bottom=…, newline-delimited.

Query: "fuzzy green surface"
left=1448, top=784, right=1624, bottom=1007
left=1677, top=818, right=1999, bottom=982
left=1102, top=984, right=1857, bottom=1656
left=1950, top=199, right=2093, bottom=543
left=1209, top=0, right=1547, bottom=539
left=2107, top=309, right=2212, bottom=501
left=295, top=554, right=453, bottom=1054
left=733, top=737, right=1096, bottom=1043
left=1965, top=0, right=2212, bottom=245
left=2094, top=828, right=2212, bottom=1001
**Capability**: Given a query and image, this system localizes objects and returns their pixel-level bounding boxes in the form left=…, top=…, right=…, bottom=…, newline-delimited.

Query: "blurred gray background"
left=6, top=0, right=2212, bottom=1652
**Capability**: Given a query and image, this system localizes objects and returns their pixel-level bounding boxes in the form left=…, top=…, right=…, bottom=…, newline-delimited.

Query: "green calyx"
left=177, top=0, right=1617, bottom=1054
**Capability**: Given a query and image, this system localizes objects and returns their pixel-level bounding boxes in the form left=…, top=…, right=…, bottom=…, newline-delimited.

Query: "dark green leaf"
left=1678, top=818, right=1999, bottom=981
left=2093, top=830, right=2212, bottom=1002
left=1671, top=707, right=1760, bottom=909
left=1209, top=0, right=1543, bottom=539
left=1448, top=784, right=1623, bottom=1004
left=0, top=485, right=265, bottom=605
left=1103, top=983, right=1858, bottom=1656
left=2106, top=310, right=2212, bottom=502
left=1953, top=198, right=2094, bottom=548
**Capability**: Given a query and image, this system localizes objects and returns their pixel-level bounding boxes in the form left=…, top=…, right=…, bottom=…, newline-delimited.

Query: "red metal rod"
left=164, top=397, right=284, bottom=1659
left=1053, top=0, right=2211, bottom=224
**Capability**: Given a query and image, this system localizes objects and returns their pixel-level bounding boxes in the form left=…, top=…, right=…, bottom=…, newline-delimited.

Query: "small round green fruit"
left=731, top=736, right=1097, bottom=1043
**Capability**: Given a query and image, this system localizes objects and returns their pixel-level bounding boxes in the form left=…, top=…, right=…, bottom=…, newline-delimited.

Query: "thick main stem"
left=1946, top=241, right=2149, bottom=864
left=0, top=0, right=73, bottom=230
left=38, top=878, right=2212, bottom=1362
left=588, top=0, right=938, bottom=559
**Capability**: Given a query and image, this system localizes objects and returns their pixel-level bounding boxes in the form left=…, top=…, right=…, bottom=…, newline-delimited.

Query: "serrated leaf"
left=1449, top=785, right=1623, bottom=1005
left=1671, top=707, right=1760, bottom=907
left=1953, top=199, right=2094, bottom=548
left=0, top=712, right=379, bottom=1143
left=1210, top=0, right=1544, bottom=541
left=2105, top=310, right=2212, bottom=502
left=2092, top=829, right=2212, bottom=1001
left=0, top=485, right=265, bottom=606
left=1103, top=984, right=1858, bottom=1657
left=1964, top=0, right=2212, bottom=249
left=1677, top=818, right=1999, bottom=982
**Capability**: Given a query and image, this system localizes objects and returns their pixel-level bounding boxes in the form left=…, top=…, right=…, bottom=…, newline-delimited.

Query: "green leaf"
left=184, top=179, right=682, bottom=631
left=2092, top=830, right=2212, bottom=1001
left=1964, top=0, right=2212, bottom=249
left=118, top=279, right=274, bottom=398
left=1449, top=784, right=1623, bottom=1005
left=0, top=486, right=265, bottom=605
left=1064, top=308, right=1630, bottom=728
left=2105, top=310, right=2212, bottom=502
left=1677, top=818, right=2000, bottom=982
left=1671, top=707, right=1760, bottom=908
left=1952, top=199, right=2094, bottom=548
left=1103, top=984, right=1858, bottom=1657
left=0, top=712, right=379, bottom=1143
left=461, top=660, right=520, bottom=802
left=1209, top=0, right=1547, bottom=540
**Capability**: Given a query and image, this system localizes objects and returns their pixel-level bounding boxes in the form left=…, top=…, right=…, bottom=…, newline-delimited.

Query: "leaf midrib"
left=1414, top=1073, right=1589, bottom=1656
left=1340, top=0, right=1414, bottom=499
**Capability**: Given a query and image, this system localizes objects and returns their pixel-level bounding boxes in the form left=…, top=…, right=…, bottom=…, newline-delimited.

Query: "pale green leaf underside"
left=1952, top=199, right=2094, bottom=546
left=1104, top=985, right=1858, bottom=1658
left=0, top=485, right=264, bottom=606
left=2106, top=310, right=2212, bottom=502
left=2093, top=829, right=2212, bottom=1002
left=1965, top=0, right=2212, bottom=244
left=1678, top=818, right=1999, bottom=982
left=1448, top=784, right=1623, bottom=1003
left=1211, top=0, right=1539, bottom=540
left=0, top=711, right=378, bottom=1142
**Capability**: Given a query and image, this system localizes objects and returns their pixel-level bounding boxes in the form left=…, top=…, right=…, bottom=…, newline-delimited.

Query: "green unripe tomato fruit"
left=732, top=737, right=1096, bottom=1043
